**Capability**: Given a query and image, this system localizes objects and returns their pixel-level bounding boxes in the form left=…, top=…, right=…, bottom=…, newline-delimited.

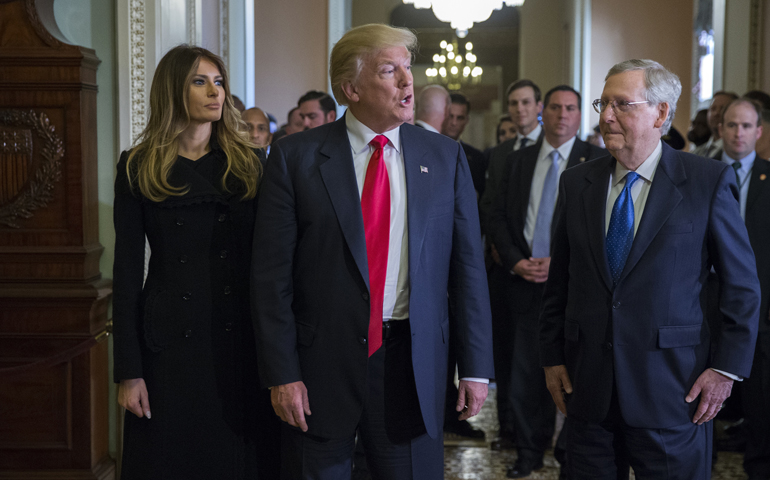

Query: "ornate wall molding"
left=0, top=110, right=63, bottom=229
left=220, top=0, right=229, bottom=67
left=130, top=0, right=146, bottom=144
left=749, top=0, right=762, bottom=90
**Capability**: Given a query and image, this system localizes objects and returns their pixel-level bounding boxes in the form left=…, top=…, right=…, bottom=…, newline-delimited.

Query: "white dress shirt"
left=523, top=136, right=576, bottom=249
left=514, top=123, right=542, bottom=151
left=415, top=119, right=441, bottom=134
left=346, top=112, right=410, bottom=320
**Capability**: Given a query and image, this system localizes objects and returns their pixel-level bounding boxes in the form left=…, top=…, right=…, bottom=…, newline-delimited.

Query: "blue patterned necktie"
left=606, top=171, right=641, bottom=284
left=531, top=150, right=560, bottom=257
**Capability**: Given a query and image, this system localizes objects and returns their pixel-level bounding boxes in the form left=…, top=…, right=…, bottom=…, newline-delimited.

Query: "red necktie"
left=362, top=135, right=390, bottom=356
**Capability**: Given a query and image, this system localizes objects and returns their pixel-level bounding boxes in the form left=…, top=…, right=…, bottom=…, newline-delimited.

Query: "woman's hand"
left=118, top=378, right=151, bottom=419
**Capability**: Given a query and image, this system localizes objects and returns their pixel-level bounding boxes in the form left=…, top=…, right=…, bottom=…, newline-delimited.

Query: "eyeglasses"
left=592, top=99, right=650, bottom=115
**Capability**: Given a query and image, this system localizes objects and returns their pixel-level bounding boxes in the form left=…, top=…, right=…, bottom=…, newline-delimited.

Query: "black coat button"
left=176, top=218, right=185, bottom=226
left=612, top=301, right=621, bottom=309
left=603, top=342, right=613, bottom=350
left=218, top=214, right=227, bottom=222
left=223, top=286, right=231, bottom=295
left=182, top=292, right=192, bottom=300
left=179, top=255, right=188, bottom=264
left=362, top=292, right=369, bottom=301
left=358, top=336, right=367, bottom=344
left=220, top=250, right=228, bottom=259
left=225, top=322, right=233, bottom=332
left=184, top=329, right=192, bottom=338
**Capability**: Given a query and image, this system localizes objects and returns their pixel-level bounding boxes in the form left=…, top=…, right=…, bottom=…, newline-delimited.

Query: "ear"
left=341, top=81, right=360, bottom=105
left=653, top=102, right=669, bottom=129
left=327, top=110, right=337, bottom=122
left=756, top=124, right=763, bottom=141
left=537, top=101, right=544, bottom=113
left=719, top=122, right=725, bottom=140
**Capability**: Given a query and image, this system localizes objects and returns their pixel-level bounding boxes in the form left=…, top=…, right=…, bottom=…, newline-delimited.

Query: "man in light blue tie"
left=487, top=85, right=606, bottom=478
left=540, top=60, right=761, bottom=479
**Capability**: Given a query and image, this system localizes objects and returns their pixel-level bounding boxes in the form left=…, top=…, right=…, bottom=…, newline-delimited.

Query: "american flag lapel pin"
left=420, top=165, right=429, bottom=173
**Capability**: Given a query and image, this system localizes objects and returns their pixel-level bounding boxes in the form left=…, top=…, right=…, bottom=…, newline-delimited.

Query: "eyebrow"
left=193, top=74, right=223, bottom=79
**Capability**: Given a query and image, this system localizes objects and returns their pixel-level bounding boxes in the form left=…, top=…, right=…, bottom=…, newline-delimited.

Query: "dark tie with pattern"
left=606, top=172, right=641, bottom=285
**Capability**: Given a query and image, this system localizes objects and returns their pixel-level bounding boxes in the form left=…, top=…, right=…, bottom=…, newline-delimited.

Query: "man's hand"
left=490, top=244, right=502, bottom=266
left=456, top=380, right=488, bottom=421
left=118, top=378, right=151, bottom=419
left=686, top=369, right=734, bottom=425
left=513, top=257, right=551, bottom=283
left=544, top=365, right=572, bottom=416
left=271, top=381, right=311, bottom=432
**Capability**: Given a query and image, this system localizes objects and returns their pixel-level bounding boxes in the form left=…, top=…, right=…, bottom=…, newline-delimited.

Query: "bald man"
left=242, top=107, right=273, bottom=148
left=415, top=85, right=450, bottom=134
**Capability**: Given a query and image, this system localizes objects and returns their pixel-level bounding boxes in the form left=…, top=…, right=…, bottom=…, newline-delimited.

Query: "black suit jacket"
left=251, top=116, right=494, bottom=439
left=742, top=157, right=770, bottom=334
left=460, top=140, right=488, bottom=198
left=479, top=128, right=545, bottom=234
left=540, top=143, right=760, bottom=428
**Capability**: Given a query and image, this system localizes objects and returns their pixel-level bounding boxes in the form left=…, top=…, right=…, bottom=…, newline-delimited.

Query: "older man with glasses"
left=539, top=59, right=760, bottom=479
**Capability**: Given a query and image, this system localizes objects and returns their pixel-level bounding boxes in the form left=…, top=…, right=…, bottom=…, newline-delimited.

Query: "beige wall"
left=518, top=0, right=569, bottom=91
left=588, top=0, right=694, bottom=137
left=723, top=0, right=751, bottom=94
left=253, top=0, right=329, bottom=124
left=352, top=0, right=399, bottom=26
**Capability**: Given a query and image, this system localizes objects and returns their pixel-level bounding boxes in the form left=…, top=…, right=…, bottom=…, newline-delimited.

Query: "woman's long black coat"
left=112, top=146, right=279, bottom=479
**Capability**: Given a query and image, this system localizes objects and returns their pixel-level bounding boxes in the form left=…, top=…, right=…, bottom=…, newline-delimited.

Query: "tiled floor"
left=443, top=385, right=749, bottom=479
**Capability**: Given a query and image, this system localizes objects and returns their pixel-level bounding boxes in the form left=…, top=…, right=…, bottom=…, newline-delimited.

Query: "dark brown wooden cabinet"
left=0, top=0, right=114, bottom=478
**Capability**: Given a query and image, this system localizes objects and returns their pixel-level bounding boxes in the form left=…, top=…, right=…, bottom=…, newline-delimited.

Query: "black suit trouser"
left=743, top=332, right=770, bottom=477
left=280, top=321, right=443, bottom=480
left=489, top=263, right=516, bottom=437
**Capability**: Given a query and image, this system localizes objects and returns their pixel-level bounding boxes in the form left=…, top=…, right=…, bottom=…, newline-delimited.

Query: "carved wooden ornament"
left=0, top=109, right=63, bottom=228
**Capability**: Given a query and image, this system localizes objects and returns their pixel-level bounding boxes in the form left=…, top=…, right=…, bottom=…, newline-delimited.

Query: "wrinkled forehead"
left=362, top=45, right=412, bottom=70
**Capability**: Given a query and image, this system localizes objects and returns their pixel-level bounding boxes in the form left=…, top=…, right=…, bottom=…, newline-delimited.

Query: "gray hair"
left=605, top=59, right=681, bottom=135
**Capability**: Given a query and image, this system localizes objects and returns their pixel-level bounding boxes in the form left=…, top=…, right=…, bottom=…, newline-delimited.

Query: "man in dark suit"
left=540, top=59, right=760, bottom=478
left=251, top=24, right=494, bottom=480
left=480, top=79, right=545, bottom=451
left=488, top=85, right=605, bottom=477
left=716, top=98, right=770, bottom=480
left=443, top=93, right=488, bottom=199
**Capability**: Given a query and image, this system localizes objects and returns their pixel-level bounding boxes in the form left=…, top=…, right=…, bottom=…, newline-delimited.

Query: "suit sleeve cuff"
left=460, top=377, right=489, bottom=384
left=711, top=368, right=742, bottom=381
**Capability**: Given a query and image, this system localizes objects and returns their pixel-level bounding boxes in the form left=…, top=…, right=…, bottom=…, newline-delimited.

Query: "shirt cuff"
left=460, top=377, right=489, bottom=384
left=710, top=368, right=742, bottom=381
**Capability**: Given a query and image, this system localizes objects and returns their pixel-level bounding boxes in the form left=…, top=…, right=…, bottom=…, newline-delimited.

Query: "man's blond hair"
left=329, top=24, right=417, bottom=106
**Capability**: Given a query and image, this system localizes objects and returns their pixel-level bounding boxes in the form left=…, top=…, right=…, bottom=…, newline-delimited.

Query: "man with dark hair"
left=488, top=85, right=605, bottom=477
left=479, top=79, right=544, bottom=451
left=443, top=92, right=488, bottom=198
left=744, top=90, right=770, bottom=111
left=242, top=107, right=273, bottom=148
left=693, top=90, right=739, bottom=158
left=298, top=90, right=338, bottom=130
left=757, top=109, right=770, bottom=160
left=716, top=98, right=770, bottom=480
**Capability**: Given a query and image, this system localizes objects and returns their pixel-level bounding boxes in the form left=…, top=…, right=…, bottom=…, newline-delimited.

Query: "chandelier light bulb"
left=466, top=42, right=473, bottom=50
left=439, top=55, right=446, bottom=63
left=446, top=44, right=454, bottom=52
left=433, top=54, right=440, bottom=62
left=451, top=66, right=459, bottom=75
left=448, top=52, right=455, bottom=60
left=440, top=40, right=447, bottom=48
left=439, top=67, right=447, bottom=77
left=455, top=55, right=462, bottom=63
left=463, top=66, right=471, bottom=76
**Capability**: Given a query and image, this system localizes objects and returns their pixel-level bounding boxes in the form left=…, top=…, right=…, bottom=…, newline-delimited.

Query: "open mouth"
left=401, top=94, right=412, bottom=105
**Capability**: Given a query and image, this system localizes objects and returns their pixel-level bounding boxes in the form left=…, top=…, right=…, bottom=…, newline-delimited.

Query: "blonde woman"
left=112, top=45, right=279, bottom=479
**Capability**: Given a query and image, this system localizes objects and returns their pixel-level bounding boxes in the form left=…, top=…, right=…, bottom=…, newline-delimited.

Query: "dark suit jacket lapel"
left=747, top=156, right=769, bottom=214
left=566, top=139, right=590, bottom=168
left=318, top=118, right=370, bottom=290
left=620, top=144, right=684, bottom=282
left=582, top=155, right=615, bottom=291
left=401, top=124, right=432, bottom=279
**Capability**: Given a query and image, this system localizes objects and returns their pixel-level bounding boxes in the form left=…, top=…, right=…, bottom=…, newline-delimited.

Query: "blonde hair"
left=126, top=45, right=260, bottom=202
left=329, top=24, right=417, bottom=106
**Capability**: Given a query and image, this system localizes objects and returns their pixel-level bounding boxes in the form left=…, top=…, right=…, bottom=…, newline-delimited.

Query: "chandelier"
left=425, top=39, right=482, bottom=91
left=402, top=0, right=524, bottom=37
